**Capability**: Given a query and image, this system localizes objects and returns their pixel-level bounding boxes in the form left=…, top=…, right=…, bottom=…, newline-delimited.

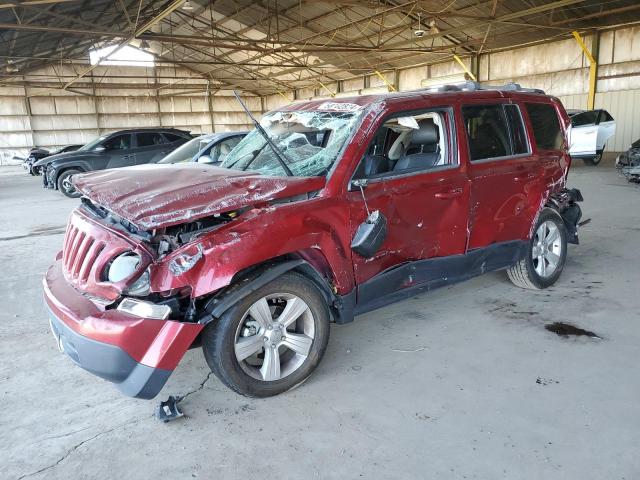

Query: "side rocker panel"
left=354, top=240, right=527, bottom=315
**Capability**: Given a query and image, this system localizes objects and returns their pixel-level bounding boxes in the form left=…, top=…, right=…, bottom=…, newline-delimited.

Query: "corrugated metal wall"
left=595, top=89, right=640, bottom=150
left=0, top=65, right=259, bottom=164
left=263, top=25, right=640, bottom=153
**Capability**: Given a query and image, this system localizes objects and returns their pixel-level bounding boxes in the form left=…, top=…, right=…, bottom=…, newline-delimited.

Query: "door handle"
left=514, top=173, right=536, bottom=182
left=434, top=187, right=463, bottom=199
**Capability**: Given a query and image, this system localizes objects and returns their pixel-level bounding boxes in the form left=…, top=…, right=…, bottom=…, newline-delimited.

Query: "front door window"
left=347, top=107, right=469, bottom=291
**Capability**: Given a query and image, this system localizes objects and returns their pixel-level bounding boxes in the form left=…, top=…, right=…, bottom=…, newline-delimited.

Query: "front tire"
left=507, top=208, right=567, bottom=290
left=57, top=169, right=82, bottom=198
left=202, top=272, right=330, bottom=397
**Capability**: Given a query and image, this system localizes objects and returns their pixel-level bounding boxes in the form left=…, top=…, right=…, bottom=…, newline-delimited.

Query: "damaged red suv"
left=44, top=83, right=583, bottom=399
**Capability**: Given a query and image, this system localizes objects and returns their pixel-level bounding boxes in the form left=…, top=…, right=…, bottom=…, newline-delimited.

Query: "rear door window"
left=570, top=110, right=598, bottom=127
left=525, top=103, right=563, bottom=150
left=462, top=104, right=512, bottom=161
left=136, top=132, right=167, bottom=147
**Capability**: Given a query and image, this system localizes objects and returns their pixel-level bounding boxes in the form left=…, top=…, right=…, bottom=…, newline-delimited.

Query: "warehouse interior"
left=2, top=1, right=640, bottom=479
left=2, top=1, right=640, bottom=161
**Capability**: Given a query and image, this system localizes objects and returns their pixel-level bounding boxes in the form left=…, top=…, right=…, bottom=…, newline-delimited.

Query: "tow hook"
left=155, top=395, right=184, bottom=423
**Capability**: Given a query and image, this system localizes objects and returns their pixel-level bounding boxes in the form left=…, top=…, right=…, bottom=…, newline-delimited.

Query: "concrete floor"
left=1, top=157, right=639, bottom=480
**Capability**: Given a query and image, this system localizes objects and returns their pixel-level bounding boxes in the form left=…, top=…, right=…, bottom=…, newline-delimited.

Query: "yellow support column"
left=317, top=81, right=336, bottom=98
left=453, top=54, right=477, bottom=82
left=572, top=31, right=598, bottom=110
left=373, top=70, right=397, bottom=92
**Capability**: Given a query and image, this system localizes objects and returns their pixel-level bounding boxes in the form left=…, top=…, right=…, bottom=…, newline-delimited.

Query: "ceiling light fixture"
left=139, top=39, right=150, bottom=50
left=414, top=13, right=425, bottom=38
left=5, top=59, right=18, bottom=73
left=182, top=0, right=194, bottom=10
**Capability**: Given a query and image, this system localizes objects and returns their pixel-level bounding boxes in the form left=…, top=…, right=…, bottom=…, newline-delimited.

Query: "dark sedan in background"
left=36, top=128, right=192, bottom=197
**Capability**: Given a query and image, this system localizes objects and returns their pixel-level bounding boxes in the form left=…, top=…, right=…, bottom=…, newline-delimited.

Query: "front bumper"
left=44, top=260, right=203, bottom=399
left=43, top=166, right=55, bottom=188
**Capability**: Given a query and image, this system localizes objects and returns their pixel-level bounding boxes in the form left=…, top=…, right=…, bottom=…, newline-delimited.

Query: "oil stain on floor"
left=545, top=322, right=601, bottom=339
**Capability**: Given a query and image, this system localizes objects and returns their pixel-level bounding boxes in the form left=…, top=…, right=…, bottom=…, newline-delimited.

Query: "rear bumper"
left=43, top=260, right=203, bottom=399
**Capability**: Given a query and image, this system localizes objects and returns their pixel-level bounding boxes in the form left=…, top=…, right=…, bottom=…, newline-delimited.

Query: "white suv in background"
left=568, top=109, right=616, bottom=165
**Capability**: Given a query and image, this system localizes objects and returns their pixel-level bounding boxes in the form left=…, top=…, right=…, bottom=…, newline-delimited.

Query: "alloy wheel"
left=61, top=177, right=76, bottom=195
left=532, top=220, right=563, bottom=278
left=234, top=293, right=315, bottom=382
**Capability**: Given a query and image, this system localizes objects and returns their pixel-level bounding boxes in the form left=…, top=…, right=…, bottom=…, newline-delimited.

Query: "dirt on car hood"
left=72, top=163, right=325, bottom=230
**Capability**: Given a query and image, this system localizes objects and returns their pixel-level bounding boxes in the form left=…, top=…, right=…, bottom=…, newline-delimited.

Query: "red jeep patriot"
left=44, top=83, right=583, bottom=399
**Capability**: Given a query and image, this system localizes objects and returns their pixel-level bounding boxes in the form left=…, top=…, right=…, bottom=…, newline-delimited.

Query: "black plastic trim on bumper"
left=48, top=309, right=171, bottom=399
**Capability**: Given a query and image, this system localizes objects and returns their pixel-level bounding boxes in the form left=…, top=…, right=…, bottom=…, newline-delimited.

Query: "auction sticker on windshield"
left=317, top=102, right=362, bottom=112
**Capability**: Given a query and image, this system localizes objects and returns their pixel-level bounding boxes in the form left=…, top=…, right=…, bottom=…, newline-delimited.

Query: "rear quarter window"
left=525, top=103, right=563, bottom=150
left=164, top=133, right=186, bottom=142
left=599, top=110, right=614, bottom=122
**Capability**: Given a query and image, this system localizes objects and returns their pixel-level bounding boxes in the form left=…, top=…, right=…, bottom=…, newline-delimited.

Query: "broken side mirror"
left=349, top=178, right=368, bottom=191
left=351, top=210, right=387, bottom=258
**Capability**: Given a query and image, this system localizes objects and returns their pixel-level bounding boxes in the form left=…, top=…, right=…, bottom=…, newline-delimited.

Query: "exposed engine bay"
left=80, top=197, right=241, bottom=257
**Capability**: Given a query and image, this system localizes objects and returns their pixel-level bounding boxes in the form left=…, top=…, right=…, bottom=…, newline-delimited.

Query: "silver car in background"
left=157, top=131, right=247, bottom=165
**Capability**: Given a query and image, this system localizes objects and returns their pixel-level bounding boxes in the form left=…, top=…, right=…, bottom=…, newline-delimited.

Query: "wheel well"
left=198, top=254, right=342, bottom=325
left=545, top=188, right=583, bottom=244
left=54, top=166, right=85, bottom=183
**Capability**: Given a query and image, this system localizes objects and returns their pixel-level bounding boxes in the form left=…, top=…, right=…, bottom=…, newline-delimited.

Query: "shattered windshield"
left=221, top=108, right=362, bottom=177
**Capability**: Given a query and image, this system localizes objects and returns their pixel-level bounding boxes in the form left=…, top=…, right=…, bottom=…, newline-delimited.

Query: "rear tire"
left=202, top=272, right=330, bottom=397
left=583, top=149, right=603, bottom=166
left=57, top=169, right=82, bottom=198
left=507, top=208, right=567, bottom=290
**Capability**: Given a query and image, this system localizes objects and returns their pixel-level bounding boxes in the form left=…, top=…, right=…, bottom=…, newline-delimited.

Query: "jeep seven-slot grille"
left=62, top=224, right=105, bottom=284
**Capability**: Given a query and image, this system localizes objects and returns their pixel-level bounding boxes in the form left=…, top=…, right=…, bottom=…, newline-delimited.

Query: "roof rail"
left=422, top=81, right=545, bottom=94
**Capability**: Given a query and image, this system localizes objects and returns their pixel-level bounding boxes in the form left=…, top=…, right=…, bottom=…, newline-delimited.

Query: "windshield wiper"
left=225, top=149, right=260, bottom=171
left=233, top=90, right=293, bottom=176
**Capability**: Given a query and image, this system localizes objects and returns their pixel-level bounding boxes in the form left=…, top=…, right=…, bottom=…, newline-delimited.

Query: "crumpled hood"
left=72, top=163, right=326, bottom=230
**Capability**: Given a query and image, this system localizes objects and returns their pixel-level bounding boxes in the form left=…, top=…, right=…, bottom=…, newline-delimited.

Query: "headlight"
left=125, top=268, right=150, bottom=296
left=106, top=252, right=151, bottom=297
left=107, top=252, right=140, bottom=282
